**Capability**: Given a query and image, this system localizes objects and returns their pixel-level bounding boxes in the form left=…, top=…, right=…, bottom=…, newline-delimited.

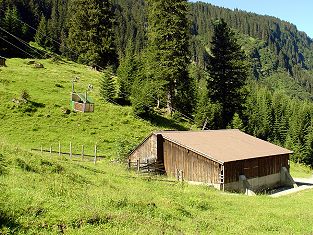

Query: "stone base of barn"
left=224, top=167, right=297, bottom=194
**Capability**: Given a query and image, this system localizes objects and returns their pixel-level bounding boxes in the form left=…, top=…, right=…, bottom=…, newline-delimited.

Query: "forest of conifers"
left=1, top=0, right=313, bottom=165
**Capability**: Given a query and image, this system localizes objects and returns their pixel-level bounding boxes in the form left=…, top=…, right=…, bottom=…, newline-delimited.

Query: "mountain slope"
left=0, top=58, right=188, bottom=157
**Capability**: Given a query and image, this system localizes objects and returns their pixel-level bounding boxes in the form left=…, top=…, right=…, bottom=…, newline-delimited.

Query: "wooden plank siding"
left=129, top=135, right=158, bottom=162
left=224, top=154, right=289, bottom=184
left=163, top=139, right=221, bottom=184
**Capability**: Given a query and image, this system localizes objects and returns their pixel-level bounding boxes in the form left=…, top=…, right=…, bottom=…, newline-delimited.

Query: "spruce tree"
left=117, top=41, right=138, bottom=102
left=67, top=0, right=117, bottom=68
left=145, top=0, right=192, bottom=115
left=100, top=70, right=116, bottom=102
left=207, top=19, right=248, bottom=128
left=35, top=15, right=48, bottom=47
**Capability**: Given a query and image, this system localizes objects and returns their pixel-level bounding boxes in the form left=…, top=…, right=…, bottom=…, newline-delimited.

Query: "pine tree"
left=207, top=19, right=248, bottom=128
left=67, top=0, right=117, bottom=68
left=117, top=40, right=138, bottom=102
left=145, top=0, right=192, bottom=115
left=100, top=70, right=116, bottom=102
left=35, top=15, right=48, bottom=47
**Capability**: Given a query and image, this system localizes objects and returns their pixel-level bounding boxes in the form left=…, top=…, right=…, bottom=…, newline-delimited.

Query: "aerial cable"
left=0, top=26, right=46, bottom=58
left=0, top=36, right=35, bottom=58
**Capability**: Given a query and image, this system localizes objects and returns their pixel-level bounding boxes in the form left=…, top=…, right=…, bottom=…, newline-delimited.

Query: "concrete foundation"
left=224, top=167, right=297, bottom=194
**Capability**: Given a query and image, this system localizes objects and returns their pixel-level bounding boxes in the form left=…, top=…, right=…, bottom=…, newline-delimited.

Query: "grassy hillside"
left=1, top=142, right=313, bottom=234
left=1, top=58, right=313, bottom=234
left=0, top=58, right=188, bottom=158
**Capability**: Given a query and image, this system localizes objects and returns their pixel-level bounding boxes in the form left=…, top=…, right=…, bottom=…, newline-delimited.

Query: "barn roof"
left=156, top=129, right=292, bottom=163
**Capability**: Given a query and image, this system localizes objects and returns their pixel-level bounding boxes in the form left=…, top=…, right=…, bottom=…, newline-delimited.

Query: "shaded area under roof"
left=155, top=129, right=293, bottom=163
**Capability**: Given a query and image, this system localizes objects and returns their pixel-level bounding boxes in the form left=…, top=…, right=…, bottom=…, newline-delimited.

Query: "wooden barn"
left=129, top=130, right=296, bottom=194
left=70, top=92, right=94, bottom=112
left=0, top=56, right=6, bottom=66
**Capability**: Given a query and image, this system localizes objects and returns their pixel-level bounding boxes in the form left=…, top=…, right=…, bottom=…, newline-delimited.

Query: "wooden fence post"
left=94, top=145, right=97, bottom=164
left=128, top=159, right=131, bottom=170
left=50, top=145, right=52, bottom=156
left=137, top=159, right=140, bottom=172
left=41, top=146, right=43, bottom=155
left=147, top=159, right=149, bottom=172
left=70, top=142, right=72, bottom=160
left=81, top=145, right=84, bottom=160
left=58, top=142, right=61, bottom=156
left=180, top=170, right=184, bottom=182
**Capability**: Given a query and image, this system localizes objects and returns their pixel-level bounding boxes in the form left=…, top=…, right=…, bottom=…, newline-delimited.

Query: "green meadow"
left=1, top=59, right=313, bottom=234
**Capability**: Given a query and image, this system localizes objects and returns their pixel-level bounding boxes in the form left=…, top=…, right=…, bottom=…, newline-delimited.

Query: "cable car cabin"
left=70, top=92, right=94, bottom=112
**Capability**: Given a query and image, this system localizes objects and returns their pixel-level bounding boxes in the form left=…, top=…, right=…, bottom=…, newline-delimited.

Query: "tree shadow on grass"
left=29, top=101, right=45, bottom=108
left=0, top=210, right=21, bottom=232
left=146, top=113, right=189, bottom=131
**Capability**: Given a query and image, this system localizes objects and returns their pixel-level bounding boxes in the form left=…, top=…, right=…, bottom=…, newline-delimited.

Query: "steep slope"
left=0, top=58, right=188, bottom=158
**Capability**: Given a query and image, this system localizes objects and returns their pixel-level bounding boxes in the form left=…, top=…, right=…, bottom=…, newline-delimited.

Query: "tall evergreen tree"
left=145, top=0, right=192, bottom=115
left=67, top=0, right=117, bottom=68
left=100, top=70, right=116, bottom=102
left=35, top=14, right=48, bottom=46
left=207, top=19, right=248, bottom=128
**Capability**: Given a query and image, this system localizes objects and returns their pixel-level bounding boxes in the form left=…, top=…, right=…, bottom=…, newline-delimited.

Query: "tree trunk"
left=167, top=89, right=173, bottom=116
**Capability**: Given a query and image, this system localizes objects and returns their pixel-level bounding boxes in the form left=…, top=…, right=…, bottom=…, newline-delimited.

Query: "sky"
left=189, top=0, right=313, bottom=39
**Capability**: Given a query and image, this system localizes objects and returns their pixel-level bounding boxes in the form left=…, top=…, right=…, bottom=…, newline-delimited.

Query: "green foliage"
left=228, top=113, right=245, bottom=130
left=35, top=15, right=48, bottom=47
left=100, top=70, right=116, bottom=102
left=131, top=78, right=156, bottom=118
left=145, top=0, right=192, bottom=115
left=207, top=19, right=248, bottom=128
left=117, top=41, right=140, bottom=102
left=194, top=92, right=222, bottom=130
left=67, top=0, right=117, bottom=67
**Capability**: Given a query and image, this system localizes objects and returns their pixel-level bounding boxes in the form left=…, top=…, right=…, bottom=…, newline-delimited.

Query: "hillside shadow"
left=146, top=114, right=188, bottom=131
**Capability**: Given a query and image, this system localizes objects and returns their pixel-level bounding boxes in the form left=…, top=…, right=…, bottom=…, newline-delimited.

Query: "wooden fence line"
left=31, top=143, right=104, bottom=164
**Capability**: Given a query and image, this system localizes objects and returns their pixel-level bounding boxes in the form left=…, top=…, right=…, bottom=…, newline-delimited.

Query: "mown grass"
left=290, top=161, right=313, bottom=178
left=1, top=58, right=313, bottom=234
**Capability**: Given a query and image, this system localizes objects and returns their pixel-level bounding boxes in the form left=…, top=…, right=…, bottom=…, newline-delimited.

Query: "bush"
left=20, top=90, right=30, bottom=102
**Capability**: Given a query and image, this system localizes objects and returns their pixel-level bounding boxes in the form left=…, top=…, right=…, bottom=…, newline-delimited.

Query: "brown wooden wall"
left=163, top=139, right=221, bottom=184
left=129, top=135, right=158, bottom=162
left=74, top=102, right=94, bottom=112
left=224, top=154, right=289, bottom=183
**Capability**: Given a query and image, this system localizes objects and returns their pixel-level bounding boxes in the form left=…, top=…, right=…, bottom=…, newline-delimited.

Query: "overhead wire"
left=0, top=36, right=34, bottom=58
left=0, top=11, right=195, bottom=125
left=0, top=26, right=47, bottom=58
